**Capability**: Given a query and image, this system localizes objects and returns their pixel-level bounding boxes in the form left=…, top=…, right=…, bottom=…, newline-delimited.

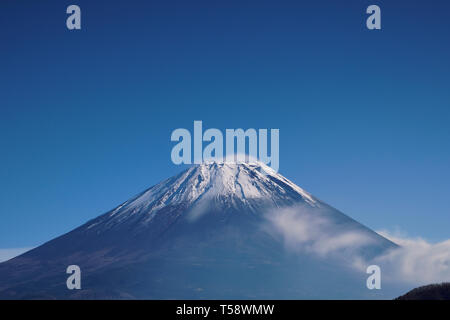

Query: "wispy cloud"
left=263, top=205, right=377, bottom=258
left=374, top=231, right=450, bottom=285
left=263, top=204, right=450, bottom=287
left=0, top=248, right=33, bottom=263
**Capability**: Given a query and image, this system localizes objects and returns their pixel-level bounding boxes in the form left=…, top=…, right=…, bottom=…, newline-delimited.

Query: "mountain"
left=396, top=283, right=450, bottom=300
left=0, top=162, right=398, bottom=299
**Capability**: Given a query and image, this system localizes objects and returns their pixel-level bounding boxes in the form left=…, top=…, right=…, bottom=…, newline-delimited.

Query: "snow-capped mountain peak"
left=0, top=161, right=398, bottom=300
left=85, top=162, right=317, bottom=232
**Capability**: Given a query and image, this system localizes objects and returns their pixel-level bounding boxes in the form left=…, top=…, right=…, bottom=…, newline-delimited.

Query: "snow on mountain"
left=84, top=161, right=317, bottom=233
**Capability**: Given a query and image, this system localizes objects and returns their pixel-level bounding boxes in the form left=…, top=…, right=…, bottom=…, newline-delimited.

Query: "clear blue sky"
left=0, top=0, right=449, bottom=249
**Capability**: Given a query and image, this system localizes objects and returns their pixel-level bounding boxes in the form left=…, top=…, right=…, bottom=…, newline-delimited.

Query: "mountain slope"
left=396, top=283, right=450, bottom=300
left=0, top=162, right=398, bottom=299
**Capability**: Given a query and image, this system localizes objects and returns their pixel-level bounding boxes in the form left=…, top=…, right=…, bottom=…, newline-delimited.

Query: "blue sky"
left=0, top=0, right=449, bottom=253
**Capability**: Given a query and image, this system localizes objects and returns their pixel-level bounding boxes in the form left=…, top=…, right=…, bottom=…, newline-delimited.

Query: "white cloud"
left=0, top=247, right=33, bottom=263
left=262, top=204, right=450, bottom=287
left=263, top=205, right=377, bottom=258
left=374, top=231, right=450, bottom=285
